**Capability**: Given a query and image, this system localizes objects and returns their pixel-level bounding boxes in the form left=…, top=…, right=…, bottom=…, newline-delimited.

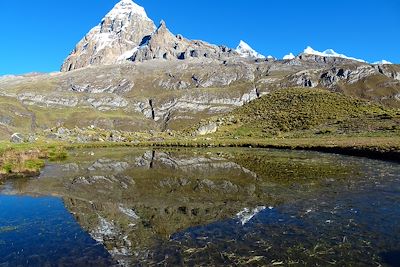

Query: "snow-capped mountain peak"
left=61, top=0, right=155, bottom=71
left=235, top=40, right=265, bottom=59
left=283, top=53, right=295, bottom=60
left=372, top=60, right=393, bottom=65
left=302, top=46, right=366, bottom=63
left=105, top=0, right=150, bottom=21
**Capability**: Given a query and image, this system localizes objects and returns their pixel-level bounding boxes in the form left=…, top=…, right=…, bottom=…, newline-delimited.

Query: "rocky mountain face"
left=129, top=20, right=238, bottom=62
left=0, top=0, right=399, bottom=140
left=61, top=0, right=242, bottom=71
left=61, top=0, right=156, bottom=71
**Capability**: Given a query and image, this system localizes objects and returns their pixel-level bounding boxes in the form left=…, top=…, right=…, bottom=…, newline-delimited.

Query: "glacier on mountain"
left=283, top=53, right=295, bottom=60
left=302, top=46, right=366, bottom=63
left=235, top=40, right=265, bottom=59
left=372, top=60, right=393, bottom=65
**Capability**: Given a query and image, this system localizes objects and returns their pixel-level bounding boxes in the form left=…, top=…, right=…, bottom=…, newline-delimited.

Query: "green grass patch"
left=2, top=163, right=13, bottom=174
left=23, top=159, right=45, bottom=171
left=188, top=88, right=400, bottom=139
left=47, top=146, right=68, bottom=161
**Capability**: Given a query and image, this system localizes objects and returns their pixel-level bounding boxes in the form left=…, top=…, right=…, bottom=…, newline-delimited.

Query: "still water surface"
left=0, top=148, right=399, bottom=266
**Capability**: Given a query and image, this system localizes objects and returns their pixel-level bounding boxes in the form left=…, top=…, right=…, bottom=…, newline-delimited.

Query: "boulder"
left=196, top=123, right=218, bottom=136
left=0, top=116, right=12, bottom=126
left=10, top=133, right=25, bottom=143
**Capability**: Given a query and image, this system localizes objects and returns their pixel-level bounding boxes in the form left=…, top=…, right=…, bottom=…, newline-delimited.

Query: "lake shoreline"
left=1, top=136, right=399, bottom=181
left=148, top=136, right=400, bottom=163
left=151, top=142, right=400, bottom=163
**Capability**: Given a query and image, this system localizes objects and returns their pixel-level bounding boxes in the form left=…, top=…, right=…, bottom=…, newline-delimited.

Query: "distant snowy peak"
left=372, top=60, right=393, bottom=65
left=235, top=40, right=265, bottom=59
left=283, top=53, right=295, bottom=60
left=105, top=0, right=151, bottom=21
left=302, top=46, right=366, bottom=63
left=283, top=46, right=394, bottom=64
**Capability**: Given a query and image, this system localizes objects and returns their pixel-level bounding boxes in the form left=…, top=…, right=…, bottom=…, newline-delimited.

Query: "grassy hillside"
left=199, top=88, right=400, bottom=138
left=340, top=73, right=400, bottom=108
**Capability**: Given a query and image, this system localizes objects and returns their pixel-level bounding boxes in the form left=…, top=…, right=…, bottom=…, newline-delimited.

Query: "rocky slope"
left=0, top=0, right=399, bottom=140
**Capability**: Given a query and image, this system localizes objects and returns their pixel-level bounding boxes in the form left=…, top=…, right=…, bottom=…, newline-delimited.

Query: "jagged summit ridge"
left=129, top=20, right=237, bottom=62
left=302, top=46, right=366, bottom=62
left=105, top=0, right=150, bottom=20
left=61, top=0, right=155, bottom=71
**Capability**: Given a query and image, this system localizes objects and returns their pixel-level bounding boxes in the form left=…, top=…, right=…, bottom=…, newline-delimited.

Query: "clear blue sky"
left=0, top=0, right=399, bottom=75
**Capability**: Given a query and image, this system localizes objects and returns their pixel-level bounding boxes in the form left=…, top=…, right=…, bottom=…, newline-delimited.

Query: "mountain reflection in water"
left=1, top=148, right=399, bottom=266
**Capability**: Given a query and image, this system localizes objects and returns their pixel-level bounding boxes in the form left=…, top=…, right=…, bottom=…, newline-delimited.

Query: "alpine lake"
left=0, top=147, right=399, bottom=266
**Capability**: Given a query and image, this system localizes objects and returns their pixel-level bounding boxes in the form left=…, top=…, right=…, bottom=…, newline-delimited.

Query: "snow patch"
left=105, top=0, right=150, bottom=21
left=235, top=40, right=265, bottom=59
left=117, top=47, right=139, bottom=62
left=372, top=60, right=393, bottom=65
left=283, top=53, right=295, bottom=60
left=92, top=31, right=114, bottom=51
left=302, top=46, right=366, bottom=63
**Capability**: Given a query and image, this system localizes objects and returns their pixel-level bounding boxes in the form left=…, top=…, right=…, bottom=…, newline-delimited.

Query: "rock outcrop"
left=196, top=123, right=218, bottom=136
left=10, top=133, right=24, bottom=143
